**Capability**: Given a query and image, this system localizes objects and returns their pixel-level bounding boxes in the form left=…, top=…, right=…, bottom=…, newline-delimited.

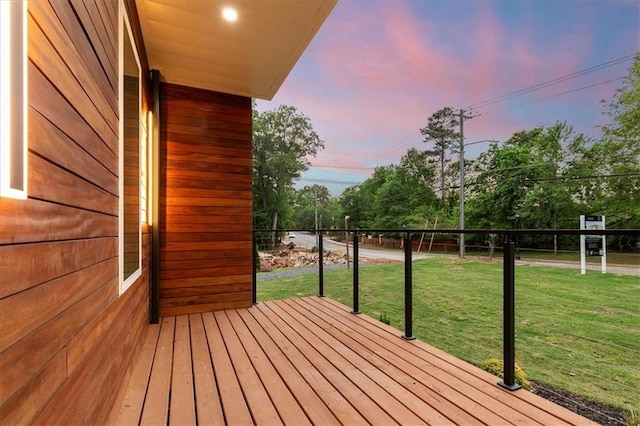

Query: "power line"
left=308, top=54, right=635, bottom=185
left=375, top=131, right=422, bottom=159
left=346, top=55, right=632, bottom=171
left=310, top=164, right=375, bottom=171
left=298, top=177, right=362, bottom=185
left=526, top=172, right=640, bottom=182
left=507, top=76, right=626, bottom=109
left=466, top=53, right=634, bottom=110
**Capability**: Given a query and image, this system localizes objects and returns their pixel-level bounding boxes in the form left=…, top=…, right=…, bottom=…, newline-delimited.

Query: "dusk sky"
left=257, top=0, right=639, bottom=195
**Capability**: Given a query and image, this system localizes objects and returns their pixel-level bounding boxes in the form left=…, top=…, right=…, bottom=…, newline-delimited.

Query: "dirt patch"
left=532, top=382, right=629, bottom=425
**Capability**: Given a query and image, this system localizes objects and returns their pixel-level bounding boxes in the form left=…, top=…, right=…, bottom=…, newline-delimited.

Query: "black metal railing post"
left=402, top=233, right=416, bottom=340
left=352, top=231, right=360, bottom=314
left=252, top=232, right=257, bottom=305
left=318, top=232, right=325, bottom=297
left=499, top=236, right=521, bottom=391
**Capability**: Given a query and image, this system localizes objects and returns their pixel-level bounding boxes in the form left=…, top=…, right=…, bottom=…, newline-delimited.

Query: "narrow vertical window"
left=0, top=0, right=27, bottom=199
left=120, top=2, right=142, bottom=293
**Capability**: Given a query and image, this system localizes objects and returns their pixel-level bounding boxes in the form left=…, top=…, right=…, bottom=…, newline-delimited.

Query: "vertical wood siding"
left=0, top=1, right=150, bottom=423
left=159, top=84, right=253, bottom=316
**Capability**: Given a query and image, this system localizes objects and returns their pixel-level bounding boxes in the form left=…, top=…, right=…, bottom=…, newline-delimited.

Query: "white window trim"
left=119, top=1, right=143, bottom=294
left=0, top=0, right=27, bottom=200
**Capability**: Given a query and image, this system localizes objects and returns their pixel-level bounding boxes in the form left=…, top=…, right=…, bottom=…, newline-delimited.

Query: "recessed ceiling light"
left=222, top=7, right=238, bottom=22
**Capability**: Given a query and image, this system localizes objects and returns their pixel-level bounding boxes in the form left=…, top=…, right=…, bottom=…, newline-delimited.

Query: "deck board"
left=189, top=314, right=225, bottom=425
left=294, top=297, right=536, bottom=425
left=242, top=306, right=367, bottom=424
left=139, top=317, right=174, bottom=425
left=111, top=297, right=597, bottom=425
left=214, top=311, right=282, bottom=425
left=170, top=315, right=196, bottom=425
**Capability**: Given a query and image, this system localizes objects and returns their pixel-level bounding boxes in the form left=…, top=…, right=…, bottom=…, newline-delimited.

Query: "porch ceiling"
left=135, top=0, right=337, bottom=100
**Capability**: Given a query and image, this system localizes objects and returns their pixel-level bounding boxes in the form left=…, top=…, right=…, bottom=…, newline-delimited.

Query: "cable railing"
left=253, top=227, right=639, bottom=410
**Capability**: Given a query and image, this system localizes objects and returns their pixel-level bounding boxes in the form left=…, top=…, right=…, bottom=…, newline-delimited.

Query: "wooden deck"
left=111, top=297, right=595, bottom=425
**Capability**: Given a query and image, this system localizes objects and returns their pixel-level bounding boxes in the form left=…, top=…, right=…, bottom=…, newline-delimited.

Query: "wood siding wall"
left=159, top=84, right=253, bottom=317
left=0, top=2, right=150, bottom=423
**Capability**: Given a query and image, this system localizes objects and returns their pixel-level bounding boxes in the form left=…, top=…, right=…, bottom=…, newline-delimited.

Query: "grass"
left=457, top=248, right=640, bottom=265
left=257, top=258, right=640, bottom=412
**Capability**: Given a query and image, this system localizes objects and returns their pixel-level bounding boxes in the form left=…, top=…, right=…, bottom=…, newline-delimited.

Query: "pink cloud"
left=258, top=1, right=634, bottom=193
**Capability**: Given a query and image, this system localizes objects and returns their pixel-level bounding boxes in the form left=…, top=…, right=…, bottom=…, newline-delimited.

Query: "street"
left=289, top=232, right=639, bottom=276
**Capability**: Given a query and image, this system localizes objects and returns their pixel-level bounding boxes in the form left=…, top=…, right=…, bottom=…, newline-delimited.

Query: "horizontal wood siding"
left=160, top=84, right=253, bottom=316
left=0, top=2, right=150, bottom=423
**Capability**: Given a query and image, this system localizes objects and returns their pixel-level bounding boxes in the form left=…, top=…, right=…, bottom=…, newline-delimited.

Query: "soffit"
left=135, top=0, right=337, bottom=100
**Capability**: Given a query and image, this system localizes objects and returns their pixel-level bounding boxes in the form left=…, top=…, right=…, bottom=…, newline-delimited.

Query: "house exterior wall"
left=159, top=83, right=253, bottom=317
left=0, top=1, right=150, bottom=423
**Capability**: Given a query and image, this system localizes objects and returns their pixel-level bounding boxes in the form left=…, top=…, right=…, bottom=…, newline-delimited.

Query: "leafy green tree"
left=292, top=184, right=332, bottom=229
left=596, top=53, right=640, bottom=233
left=338, top=151, right=441, bottom=232
left=466, top=123, right=580, bottom=234
left=339, top=184, right=367, bottom=229
left=420, top=107, right=460, bottom=206
left=253, top=105, right=324, bottom=239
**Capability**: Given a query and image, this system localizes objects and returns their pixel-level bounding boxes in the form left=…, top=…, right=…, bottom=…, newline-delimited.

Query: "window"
left=0, top=0, right=27, bottom=199
left=119, top=2, right=142, bottom=293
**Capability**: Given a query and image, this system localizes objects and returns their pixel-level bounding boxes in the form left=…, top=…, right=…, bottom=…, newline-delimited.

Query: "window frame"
left=119, top=1, right=143, bottom=294
left=0, top=0, right=27, bottom=200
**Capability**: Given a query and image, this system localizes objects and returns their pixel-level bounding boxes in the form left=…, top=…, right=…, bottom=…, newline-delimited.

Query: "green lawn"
left=257, top=258, right=640, bottom=412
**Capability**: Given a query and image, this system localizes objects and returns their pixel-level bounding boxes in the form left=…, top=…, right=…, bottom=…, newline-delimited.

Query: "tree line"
left=253, top=54, right=639, bottom=251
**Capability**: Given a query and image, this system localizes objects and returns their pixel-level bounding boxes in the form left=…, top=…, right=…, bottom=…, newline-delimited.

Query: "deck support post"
left=318, top=232, right=325, bottom=297
left=402, top=233, right=416, bottom=340
left=252, top=232, right=257, bottom=304
left=499, top=237, right=521, bottom=391
left=352, top=231, right=360, bottom=314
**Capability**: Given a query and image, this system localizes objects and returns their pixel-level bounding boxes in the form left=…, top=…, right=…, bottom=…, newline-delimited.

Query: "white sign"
left=579, top=215, right=607, bottom=275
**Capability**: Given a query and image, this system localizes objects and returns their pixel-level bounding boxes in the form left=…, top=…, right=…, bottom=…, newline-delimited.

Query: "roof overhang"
left=135, top=0, right=337, bottom=100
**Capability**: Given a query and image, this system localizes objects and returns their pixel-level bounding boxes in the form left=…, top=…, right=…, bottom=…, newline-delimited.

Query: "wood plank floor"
left=111, top=297, right=595, bottom=425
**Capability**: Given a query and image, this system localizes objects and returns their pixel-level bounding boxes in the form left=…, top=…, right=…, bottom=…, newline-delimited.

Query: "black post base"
left=401, top=334, right=416, bottom=341
left=498, top=381, right=522, bottom=391
left=351, top=310, right=361, bottom=315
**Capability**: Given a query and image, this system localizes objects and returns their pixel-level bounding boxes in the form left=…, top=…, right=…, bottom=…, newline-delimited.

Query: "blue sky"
left=257, top=0, right=639, bottom=195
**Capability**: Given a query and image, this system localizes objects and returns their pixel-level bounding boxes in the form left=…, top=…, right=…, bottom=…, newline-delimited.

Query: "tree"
left=339, top=184, right=367, bottom=228
left=420, top=107, right=460, bottom=207
left=466, top=123, right=579, bottom=234
left=596, top=53, right=640, bottom=233
left=291, top=185, right=332, bottom=229
left=338, top=152, right=441, bottom=232
left=253, top=105, right=324, bottom=242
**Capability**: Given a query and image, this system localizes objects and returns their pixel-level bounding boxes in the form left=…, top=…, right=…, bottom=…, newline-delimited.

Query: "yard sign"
left=579, top=215, right=607, bottom=275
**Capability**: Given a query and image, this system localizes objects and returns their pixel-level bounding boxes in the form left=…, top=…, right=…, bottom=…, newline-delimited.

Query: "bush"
left=378, top=312, right=391, bottom=325
left=480, top=358, right=532, bottom=391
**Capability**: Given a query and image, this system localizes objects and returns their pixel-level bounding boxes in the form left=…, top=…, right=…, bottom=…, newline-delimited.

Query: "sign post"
left=579, top=215, right=607, bottom=275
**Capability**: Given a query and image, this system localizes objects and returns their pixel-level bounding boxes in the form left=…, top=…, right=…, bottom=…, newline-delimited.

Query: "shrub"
left=378, top=312, right=391, bottom=325
left=480, top=358, right=532, bottom=391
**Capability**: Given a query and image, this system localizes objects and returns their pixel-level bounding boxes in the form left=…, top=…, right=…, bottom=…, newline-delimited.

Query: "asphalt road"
left=289, top=232, right=639, bottom=276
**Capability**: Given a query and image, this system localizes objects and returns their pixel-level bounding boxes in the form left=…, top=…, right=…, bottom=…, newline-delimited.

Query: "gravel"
left=257, top=263, right=380, bottom=282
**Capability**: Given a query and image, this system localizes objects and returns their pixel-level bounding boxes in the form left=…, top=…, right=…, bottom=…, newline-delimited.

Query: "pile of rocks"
left=258, top=248, right=349, bottom=272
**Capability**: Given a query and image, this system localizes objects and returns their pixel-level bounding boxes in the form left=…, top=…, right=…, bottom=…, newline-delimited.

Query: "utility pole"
left=456, top=109, right=480, bottom=257
left=458, top=109, right=466, bottom=258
